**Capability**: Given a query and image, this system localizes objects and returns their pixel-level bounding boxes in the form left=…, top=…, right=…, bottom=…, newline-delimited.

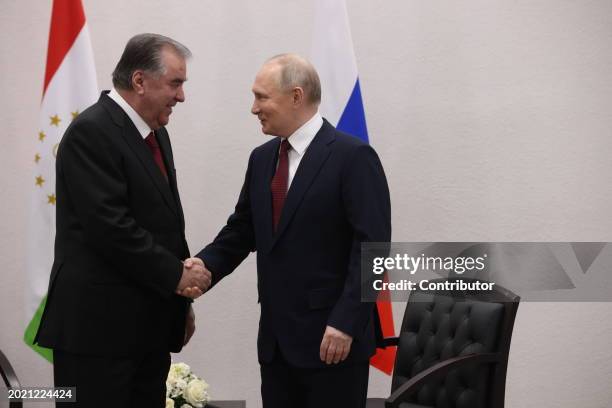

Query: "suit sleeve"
left=196, top=151, right=256, bottom=285
left=58, top=119, right=183, bottom=299
left=327, top=144, right=391, bottom=338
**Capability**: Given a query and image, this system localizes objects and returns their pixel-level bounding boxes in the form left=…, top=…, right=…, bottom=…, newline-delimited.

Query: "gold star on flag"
left=47, top=194, right=56, bottom=205
left=38, top=131, right=46, bottom=142
left=35, top=175, right=45, bottom=187
left=50, top=114, right=61, bottom=127
left=71, top=110, right=79, bottom=121
left=34, top=153, right=41, bottom=163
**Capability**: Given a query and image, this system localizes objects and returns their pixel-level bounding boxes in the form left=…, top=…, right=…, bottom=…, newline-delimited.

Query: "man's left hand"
left=184, top=305, right=196, bottom=346
left=319, top=325, right=353, bottom=364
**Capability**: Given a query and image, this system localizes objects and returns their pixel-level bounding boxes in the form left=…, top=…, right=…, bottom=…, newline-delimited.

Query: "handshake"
left=176, top=257, right=211, bottom=299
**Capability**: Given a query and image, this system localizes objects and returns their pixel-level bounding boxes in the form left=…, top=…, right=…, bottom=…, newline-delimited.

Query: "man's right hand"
left=175, top=257, right=211, bottom=299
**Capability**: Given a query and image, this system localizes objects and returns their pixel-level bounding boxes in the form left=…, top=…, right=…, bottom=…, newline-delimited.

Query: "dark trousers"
left=53, top=349, right=170, bottom=408
left=260, top=350, right=369, bottom=408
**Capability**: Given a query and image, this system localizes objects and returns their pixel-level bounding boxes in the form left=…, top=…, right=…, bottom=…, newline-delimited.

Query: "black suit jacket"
left=198, top=119, right=391, bottom=368
left=35, top=92, right=190, bottom=356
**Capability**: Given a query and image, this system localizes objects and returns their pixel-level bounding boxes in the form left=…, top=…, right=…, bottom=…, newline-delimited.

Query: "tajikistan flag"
left=311, top=0, right=397, bottom=375
left=24, top=0, right=98, bottom=361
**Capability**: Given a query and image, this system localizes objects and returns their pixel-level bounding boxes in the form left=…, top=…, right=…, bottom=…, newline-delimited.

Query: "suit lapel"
left=156, top=128, right=184, bottom=225
left=271, top=121, right=334, bottom=248
left=260, top=138, right=280, bottom=248
left=100, top=93, right=179, bottom=217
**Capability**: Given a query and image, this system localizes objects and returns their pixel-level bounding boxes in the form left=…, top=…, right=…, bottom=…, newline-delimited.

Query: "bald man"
left=189, top=54, right=391, bottom=407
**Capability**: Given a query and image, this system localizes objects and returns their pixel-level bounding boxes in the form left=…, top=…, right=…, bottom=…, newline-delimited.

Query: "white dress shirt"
left=284, top=112, right=324, bottom=188
left=107, top=88, right=152, bottom=139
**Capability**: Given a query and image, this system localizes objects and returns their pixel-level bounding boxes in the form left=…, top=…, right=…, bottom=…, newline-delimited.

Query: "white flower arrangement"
left=166, top=362, right=210, bottom=408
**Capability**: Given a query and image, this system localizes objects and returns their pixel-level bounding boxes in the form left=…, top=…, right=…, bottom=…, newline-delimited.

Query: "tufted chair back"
left=390, top=278, right=519, bottom=408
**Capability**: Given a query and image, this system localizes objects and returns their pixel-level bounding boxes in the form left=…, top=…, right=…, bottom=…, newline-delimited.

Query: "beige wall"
left=1, top=1, right=612, bottom=407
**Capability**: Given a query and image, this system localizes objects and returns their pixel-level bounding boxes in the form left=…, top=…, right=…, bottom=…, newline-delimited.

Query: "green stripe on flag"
left=23, top=295, right=53, bottom=363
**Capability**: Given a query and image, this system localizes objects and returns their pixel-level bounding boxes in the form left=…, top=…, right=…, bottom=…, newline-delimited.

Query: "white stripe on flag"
left=311, top=0, right=359, bottom=126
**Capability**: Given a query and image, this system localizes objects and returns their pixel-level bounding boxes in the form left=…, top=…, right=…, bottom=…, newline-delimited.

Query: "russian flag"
left=311, top=0, right=397, bottom=375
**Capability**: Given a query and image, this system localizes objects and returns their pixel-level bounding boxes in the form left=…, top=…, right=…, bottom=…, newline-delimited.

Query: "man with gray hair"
left=35, top=33, right=210, bottom=407
left=187, top=53, right=391, bottom=407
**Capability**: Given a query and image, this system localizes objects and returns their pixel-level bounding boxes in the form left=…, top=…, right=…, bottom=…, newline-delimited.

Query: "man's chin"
left=158, top=116, right=170, bottom=127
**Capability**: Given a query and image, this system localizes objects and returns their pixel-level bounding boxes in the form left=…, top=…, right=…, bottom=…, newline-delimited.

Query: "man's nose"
left=176, top=86, right=185, bottom=103
left=251, top=100, right=259, bottom=115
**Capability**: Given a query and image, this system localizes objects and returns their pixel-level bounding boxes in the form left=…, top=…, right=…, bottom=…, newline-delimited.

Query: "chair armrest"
left=0, top=350, right=21, bottom=389
left=0, top=350, right=22, bottom=408
left=384, top=352, right=500, bottom=408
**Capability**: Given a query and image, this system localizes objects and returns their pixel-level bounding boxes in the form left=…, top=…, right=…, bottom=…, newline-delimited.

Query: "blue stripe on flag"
left=336, top=79, right=369, bottom=143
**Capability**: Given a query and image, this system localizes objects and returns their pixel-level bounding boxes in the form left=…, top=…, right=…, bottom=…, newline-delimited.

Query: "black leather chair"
left=0, top=349, right=22, bottom=408
left=368, top=278, right=520, bottom=408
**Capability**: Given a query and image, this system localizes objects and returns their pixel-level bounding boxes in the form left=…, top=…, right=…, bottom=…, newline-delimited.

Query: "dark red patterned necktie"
left=145, top=131, right=168, bottom=181
left=271, top=139, right=290, bottom=231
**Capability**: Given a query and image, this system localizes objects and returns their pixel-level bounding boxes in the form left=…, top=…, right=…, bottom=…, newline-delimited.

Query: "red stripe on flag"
left=43, top=0, right=86, bottom=96
left=370, top=280, right=397, bottom=375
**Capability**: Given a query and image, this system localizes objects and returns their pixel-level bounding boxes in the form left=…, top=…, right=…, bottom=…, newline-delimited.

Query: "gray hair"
left=266, top=53, right=321, bottom=106
left=112, top=33, right=191, bottom=90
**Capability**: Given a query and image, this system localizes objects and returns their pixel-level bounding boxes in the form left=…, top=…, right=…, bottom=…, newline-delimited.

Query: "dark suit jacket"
left=198, top=119, right=391, bottom=368
left=35, top=91, right=190, bottom=356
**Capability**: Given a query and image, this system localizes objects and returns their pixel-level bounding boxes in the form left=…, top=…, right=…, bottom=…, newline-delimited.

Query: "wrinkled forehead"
left=161, top=47, right=187, bottom=72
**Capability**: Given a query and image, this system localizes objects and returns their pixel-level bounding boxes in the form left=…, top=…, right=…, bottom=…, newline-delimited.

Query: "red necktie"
left=271, top=139, right=290, bottom=231
left=145, top=132, right=168, bottom=181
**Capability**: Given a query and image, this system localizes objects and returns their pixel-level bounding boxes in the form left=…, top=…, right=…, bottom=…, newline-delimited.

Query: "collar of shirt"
left=285, top=112, right=323, bottom=155
left=281, top=112, right=323, bottom=188
left=107, top=88, right=153, bottom=139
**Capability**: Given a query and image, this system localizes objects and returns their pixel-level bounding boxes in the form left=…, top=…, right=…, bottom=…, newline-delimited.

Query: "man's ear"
left=131, top=70, right=145, bottom=95
left=292, top=86, right=305, bottom=107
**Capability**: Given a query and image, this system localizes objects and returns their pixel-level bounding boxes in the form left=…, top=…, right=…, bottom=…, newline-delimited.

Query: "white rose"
left=168, top=378, right=188, bottom=398
left=181, top=405, right=192, bottom=408
left=167, top=370, right=179, bottom=383
left=183, top=379, right=210, bottom=408
left=165, top=398, right=175, bottom=408
left=170, top=362, right=191, bottom=379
